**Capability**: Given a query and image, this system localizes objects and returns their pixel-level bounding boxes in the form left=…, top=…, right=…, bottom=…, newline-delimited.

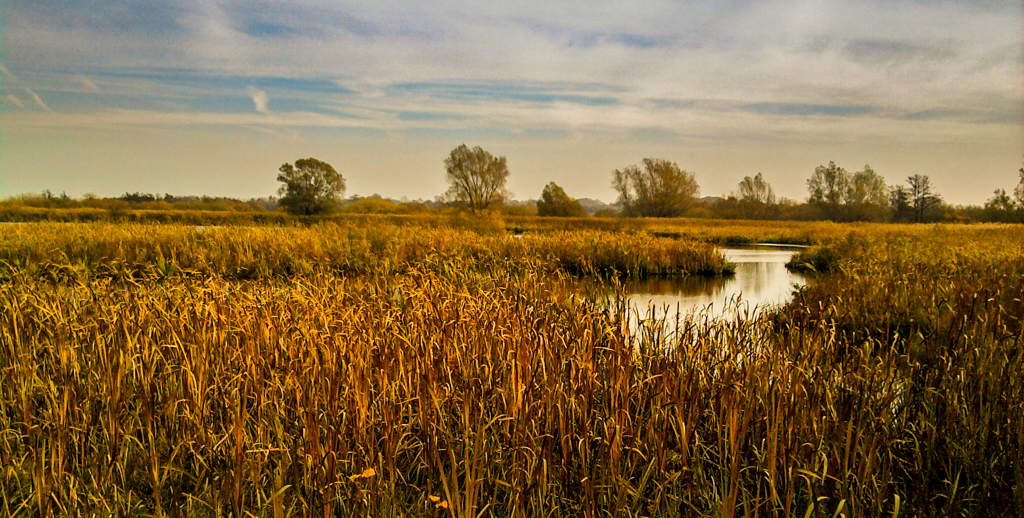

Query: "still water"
left=607, top=246, right=810, bottom=321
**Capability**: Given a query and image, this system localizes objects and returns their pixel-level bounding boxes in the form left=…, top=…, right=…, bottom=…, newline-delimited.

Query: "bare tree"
left=443, top=144, right=510, bottom=210
left=890, top=185, right=912, bottom=222
left=612, top=158, right=700, bottom=217
left=729, top=173, right=778, bottom=219
left=906, top=174, right=942, bottom=222
left=738, top=173, right=776, bottom=204
left=807, top=161, right=849, bottom=220
left=277, top=157, right=346, bottom=216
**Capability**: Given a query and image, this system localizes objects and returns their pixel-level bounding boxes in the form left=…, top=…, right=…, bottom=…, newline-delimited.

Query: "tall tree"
left=738, top=173, right=776, bottom=204
left=612, top=158, right=699, bottom=217
left=443, top=144, right=510, bottom=211
left=906, top=174, right=942, bottom=222
left=987, top=180, right=1024, bottom=222
left=537, top=182, right=587, bottom=217
left=847, top=165, right=888, bottom=221
left=730, top=173, right=778, bottom=219
left=986, top=188, right=1014, bottom=212
left=276, top=157, right=345, bottom=216
left=890, top=185, right=912, bottom=222
left=848, top=166, right=888, bottom=206
left=807, top=161, right=849, bottom=221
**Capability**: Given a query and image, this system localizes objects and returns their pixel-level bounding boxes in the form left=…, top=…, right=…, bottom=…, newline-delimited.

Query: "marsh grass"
left=0, top=222, right=1021, bottom=516
left=0, top=223, right=732, bottom=281
left=505, top=216, right=856, bottom=246
left=778, top=226, right=1024, bottom=515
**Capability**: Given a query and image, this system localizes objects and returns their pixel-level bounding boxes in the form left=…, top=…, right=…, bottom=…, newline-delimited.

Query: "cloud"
left=24, top=88, right=55, bottom=113
left=248, top=87, right=270, bottom=113
left=844, top=38, right=958, bottom=65
left=1, top=66, right=1015, bottom=139
left=6, top=1, right=1020, bottom=108
left=78, top=76, right=101, bottom=92
left=5, top=108, right=376, bottom=130
left=2, top=0, right=1020, bottom=189
left=5, top=94, right=26, bottom=109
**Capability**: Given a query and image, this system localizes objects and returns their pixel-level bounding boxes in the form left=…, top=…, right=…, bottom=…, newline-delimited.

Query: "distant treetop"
left=443, top=145, right=511, bottom=211
left=276, top=157, right=346, bottom=216
left=612, top=158, right=699, bottom=218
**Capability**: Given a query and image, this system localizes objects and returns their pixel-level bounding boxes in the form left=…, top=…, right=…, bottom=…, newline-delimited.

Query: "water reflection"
left=606, top=247, right=810, bottom=321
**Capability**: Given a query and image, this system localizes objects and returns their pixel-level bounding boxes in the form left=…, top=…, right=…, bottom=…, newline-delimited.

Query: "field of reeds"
left=2, top=205, right=890, bottom=246
left=1, top=220, right=1022, bottom=517
left=503, top=216, right=851, bottom=245
left=0, top=223, right=731, bottom=281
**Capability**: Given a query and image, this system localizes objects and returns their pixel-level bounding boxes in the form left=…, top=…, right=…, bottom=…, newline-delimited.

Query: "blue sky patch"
left=242, top=22, right=299, bottom=38
left=905, top=108, right=1022, bottom=124
left=1, top=66, right=354, bottom=116
left=904, top=108, right=968, bottom=120
left=397, top=111, right=466, bottom=122
left=389, top=82, right=619, bottom=106
left=743, top=103, right=878, bottom=117
left=608, top=33, right=663, bottom=49
left=14, top=0, right=186, bottom=36
left=225, top=2, right=381, bottom=39
left=516, top=18, right=671, bottom=50
left=92, top=70, right=351, bottom=96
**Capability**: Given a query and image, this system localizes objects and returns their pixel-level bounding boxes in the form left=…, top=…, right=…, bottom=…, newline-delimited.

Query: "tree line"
left=275, top=145, right=1024, bottom=223
left=8, top=145, right=1024, bottom=223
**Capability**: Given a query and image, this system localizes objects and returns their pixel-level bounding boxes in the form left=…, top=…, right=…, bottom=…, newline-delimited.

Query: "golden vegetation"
left=0, top=220, right=1021, bottom=516
left=0, top=223, right=731, bottom=281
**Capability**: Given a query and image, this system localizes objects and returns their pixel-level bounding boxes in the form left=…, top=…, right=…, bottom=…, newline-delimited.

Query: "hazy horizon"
left=2, top=0, right=1022, bottom=206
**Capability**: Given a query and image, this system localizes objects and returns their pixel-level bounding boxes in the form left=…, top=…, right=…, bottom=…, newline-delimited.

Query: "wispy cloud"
left=78, top=76, right=101, bottom=92
left=248, top=87, right=270, bottom=113
left=5, top=94, right=26, bottom=109
left=843, top=38, right=958, bottom=65
left=24, top=88, right=55, bottom=113
left=2, top=67, right=1018, bottom=137
left=5, top=0, right=1020, bottom=111
left=1, top=0, right=1020, bottom=203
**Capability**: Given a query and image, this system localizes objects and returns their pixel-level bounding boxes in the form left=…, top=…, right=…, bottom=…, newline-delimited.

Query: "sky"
left=1, top=0, right=1022, bottom=205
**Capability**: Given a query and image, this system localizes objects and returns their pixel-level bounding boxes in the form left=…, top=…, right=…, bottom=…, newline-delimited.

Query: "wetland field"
left=1, top=218, right=1022, bottom=517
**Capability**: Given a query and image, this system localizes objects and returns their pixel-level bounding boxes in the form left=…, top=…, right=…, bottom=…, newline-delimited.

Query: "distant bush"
left=537, top=182, right=587, bottom=218
left=342, top=197, right=428, bottom=214
left=497, top=203, right=538, bottom=217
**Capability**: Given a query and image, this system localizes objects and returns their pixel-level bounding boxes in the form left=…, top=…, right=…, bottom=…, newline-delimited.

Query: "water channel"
left=604, top=245, right=811, bottom=322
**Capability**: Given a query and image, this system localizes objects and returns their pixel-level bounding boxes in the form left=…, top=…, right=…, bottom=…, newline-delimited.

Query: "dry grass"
left=0, top=223, right=731, bottom=281
left=0, top=221, right=1021, bottom=516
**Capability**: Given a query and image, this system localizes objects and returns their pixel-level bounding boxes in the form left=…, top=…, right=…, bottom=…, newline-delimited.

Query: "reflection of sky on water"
left=616, top=247, right=809, bottom=321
